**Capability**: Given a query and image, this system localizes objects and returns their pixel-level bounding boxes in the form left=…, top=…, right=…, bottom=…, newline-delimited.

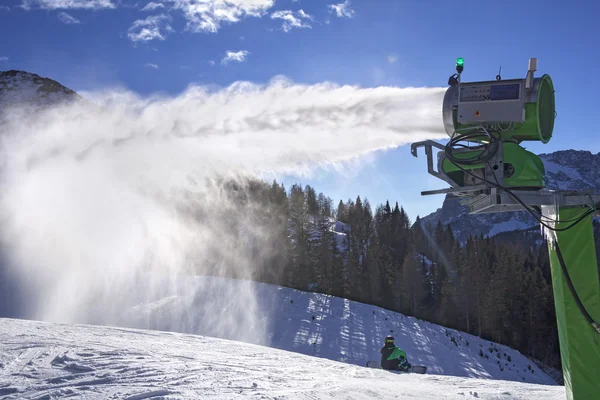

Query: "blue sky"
left=1, top=0, right=599, bottom=222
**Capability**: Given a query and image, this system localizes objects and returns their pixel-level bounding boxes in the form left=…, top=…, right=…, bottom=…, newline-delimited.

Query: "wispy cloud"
left=208, top=60, right=216, bottom=66
left=270, top=9, right=312, bottom=32
left=0, top=5, right=10, bottom=11
left=21, top=0, right=115, bottom=10
left=145, top=63, right=159, bottom=69
left=128, top=14, right=173, bottom=43
left=0, top=56, right=8, bottom=61
left=162, top=0, right=274, bottom=33
left=221, top=50, right=250, bottom=65
left=387, top=54, right=398, bottom=64
left=57, top=11, right=80, bottom=24
left=297, top=9, right=313, bottom=20
left=328, top=0, right=355, bottom=18
left=142, top=2, right=164, bottom=11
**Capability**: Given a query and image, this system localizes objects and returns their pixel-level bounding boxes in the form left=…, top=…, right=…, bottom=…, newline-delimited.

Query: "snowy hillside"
left=0, top=318, right=565, bottom=400
left=16, top=273, right=557, bottom=387
left=419, top=150, right=600, bottom=242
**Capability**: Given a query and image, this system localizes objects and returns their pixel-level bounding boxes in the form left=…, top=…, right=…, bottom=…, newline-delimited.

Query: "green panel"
left=441, top=142, right=545, bottom=188
left=547, top=208, right=600, bottom=400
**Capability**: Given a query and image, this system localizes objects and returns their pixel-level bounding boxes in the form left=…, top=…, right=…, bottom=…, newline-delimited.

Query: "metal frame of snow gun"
left=411, top=57, right=600, bottom=400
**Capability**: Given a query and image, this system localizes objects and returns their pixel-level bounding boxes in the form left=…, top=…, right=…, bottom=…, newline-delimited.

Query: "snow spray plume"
left=0, top=76, right=446, bottom=344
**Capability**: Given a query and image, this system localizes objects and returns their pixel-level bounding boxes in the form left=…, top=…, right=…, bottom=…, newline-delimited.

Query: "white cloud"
left=162, top=0, right=274, bottom=33
left=297, top=9, right=313, bottom=20
left=327, top=0, right=355, bottom=18
left=208, top=60, right=216, bottom=66
left=270, top=9, right=312, bottom=32
left=57, top=11, right=80, bottom=24
left=21, top=0, right=115, bottom=10
left=145, top=63, right=160, bottom=69
left=128, top=14, right=173, bottom=43
left=142, top=2, right=164, bottom=11
left=387, top=54, right=398, bottom=64
left=0, top=56, right=8, bottom=61
left=0, top=5, right=10, bottom=11
left=221, top=50, right=249, bottom=65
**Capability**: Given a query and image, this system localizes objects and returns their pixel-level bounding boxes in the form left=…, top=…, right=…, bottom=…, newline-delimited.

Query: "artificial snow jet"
left=411, top=57, right=600, bottom=400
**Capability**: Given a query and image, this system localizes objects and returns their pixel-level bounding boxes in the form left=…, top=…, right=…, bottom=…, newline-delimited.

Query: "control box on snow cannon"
left=443, top=58, right=555, bottom=144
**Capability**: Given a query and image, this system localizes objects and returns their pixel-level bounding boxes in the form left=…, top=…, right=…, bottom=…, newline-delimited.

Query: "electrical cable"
left=443, top=127, right=596, bottom=232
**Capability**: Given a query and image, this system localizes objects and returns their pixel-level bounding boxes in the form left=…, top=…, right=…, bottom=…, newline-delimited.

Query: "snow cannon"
left=411, top=58, right=558, bottom=208
left=411, top=58, right=600, bottom=400
left=442, top=57, right=555, bottom=144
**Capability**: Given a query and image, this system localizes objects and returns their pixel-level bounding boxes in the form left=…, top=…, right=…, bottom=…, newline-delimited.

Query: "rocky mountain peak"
left=0, top=70, right=81, bottom=114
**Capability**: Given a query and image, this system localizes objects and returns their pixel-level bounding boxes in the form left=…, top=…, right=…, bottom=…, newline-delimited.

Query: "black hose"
left=443, top=128, right=596, bottom=232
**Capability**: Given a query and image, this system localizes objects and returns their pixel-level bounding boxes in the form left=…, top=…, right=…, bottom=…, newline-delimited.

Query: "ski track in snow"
left=0, top=318, right=565, bottom=399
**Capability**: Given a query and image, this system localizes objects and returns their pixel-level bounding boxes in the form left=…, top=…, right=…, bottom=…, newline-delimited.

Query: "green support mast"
left=411, top=58, right=600, bottom=400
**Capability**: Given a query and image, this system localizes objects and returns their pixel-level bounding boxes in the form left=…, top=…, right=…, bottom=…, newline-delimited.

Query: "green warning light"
left=456, top=58, right=464, bottom=67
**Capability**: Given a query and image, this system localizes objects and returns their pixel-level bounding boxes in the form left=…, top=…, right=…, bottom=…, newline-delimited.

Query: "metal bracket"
left=466, top=189, right=600, bottom=215
left=411, top=139, right=600, bottom=215
left=421, top=184, right=489, bottom=196
left=411, top=140, right=458, bottom=189
left=411, top=137, right=504, bottom=196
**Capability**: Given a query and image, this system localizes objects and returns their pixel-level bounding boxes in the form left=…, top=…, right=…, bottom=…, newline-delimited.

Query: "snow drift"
left=47, top=272, right=555, bottom=386
left=0, top=318, right=565, bottom=400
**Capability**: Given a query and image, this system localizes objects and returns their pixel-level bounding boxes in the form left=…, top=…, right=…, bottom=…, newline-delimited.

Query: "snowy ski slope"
left=0, top=318, right=565, bottom=399
left=75, top=274, right=557, bottom=385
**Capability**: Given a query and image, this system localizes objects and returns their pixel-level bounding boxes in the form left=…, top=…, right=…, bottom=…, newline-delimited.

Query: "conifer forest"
left=181, top=176, right=600, bottom=371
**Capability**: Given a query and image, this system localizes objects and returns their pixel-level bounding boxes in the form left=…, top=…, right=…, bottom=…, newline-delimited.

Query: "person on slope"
left=380, top=335, right=411, bottom=372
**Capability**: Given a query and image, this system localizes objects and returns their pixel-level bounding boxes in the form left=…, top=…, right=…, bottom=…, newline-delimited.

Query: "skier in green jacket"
left=380, top=335, right=411, bottom=372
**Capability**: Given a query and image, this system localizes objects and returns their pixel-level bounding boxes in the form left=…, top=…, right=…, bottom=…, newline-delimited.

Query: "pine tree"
left=315, top=207, right=333, bottom=293
left=305, top=185, right=319, bottom=216
left=329, top=222, right=345, bottom=298
left=439, top=239, right=462, bottom=329
left=360, top=199, right=375, bottom=304
left=336, top=199, right=348, bottom=222
left=288, top=184, right=311, bottom=290
left=317, top=192, right=333, bottom=218
left=259, top=179, right=291, bottom=286
left=401, top=244, right=429, bottom=317
left=374, top=202, right=395, bottom=307
left=345, top=196, right=365, bottom=302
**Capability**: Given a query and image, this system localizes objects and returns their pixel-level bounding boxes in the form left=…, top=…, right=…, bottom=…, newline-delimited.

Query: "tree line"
left=194, top=176, right=576, bottom=369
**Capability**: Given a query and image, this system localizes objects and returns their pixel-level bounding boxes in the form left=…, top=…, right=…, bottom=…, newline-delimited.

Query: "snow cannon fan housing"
left=442, top=58, right=555, bottom=144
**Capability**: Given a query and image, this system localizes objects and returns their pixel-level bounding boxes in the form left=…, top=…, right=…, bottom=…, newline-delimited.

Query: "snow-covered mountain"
left=0, top=70, right=81, bottom=122
left=418, top=150, right=600, bottom=242
left=0, top=318, right=565, bottom=400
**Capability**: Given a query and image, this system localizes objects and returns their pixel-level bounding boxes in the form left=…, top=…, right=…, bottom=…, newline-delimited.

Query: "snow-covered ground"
left=115, top=274, right=557, bottom=385
left=3, top=272, right=557, bottom=386
left=0, top=318, right=565, bottom=400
